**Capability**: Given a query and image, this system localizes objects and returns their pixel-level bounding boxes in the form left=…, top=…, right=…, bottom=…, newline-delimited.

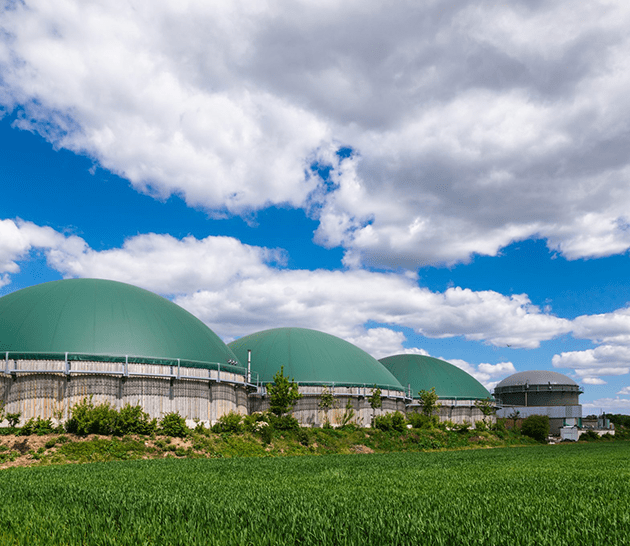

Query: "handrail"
left=3, top=351, right=247, bottom=376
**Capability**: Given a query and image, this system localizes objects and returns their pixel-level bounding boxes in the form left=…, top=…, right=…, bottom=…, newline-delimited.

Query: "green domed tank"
left=229, top=327, right=404, bottom=391
left=0, top=278, right=239, bottom=368
left=379, top=354, right=490, bottom=400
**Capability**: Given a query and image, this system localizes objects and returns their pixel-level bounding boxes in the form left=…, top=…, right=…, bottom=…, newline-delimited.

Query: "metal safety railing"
left=252, top=380, right=412, bottom=402
left=3, top=351, right=260, bottom=390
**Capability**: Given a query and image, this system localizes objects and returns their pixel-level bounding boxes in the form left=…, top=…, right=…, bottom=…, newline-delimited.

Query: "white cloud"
left=582, top=377, right=607, bottom=385
left=344, top=328, right=409, bottom=360
left=3, top=2, right=630, bottom=268
left=0, top=218, right=571, bottom=351
left=582, top=397, right=630, bottom=414
left=617, top=387, right=630, bottom=395
left=572, top=308, right=630, bottom=345
left=0, top=218, right=84, bottom=287
left=437, top=358, right=515, bottom=392
left=47, top=232, right=285, bottom=296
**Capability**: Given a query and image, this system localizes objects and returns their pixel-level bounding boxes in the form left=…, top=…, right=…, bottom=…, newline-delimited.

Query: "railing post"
left=217, top=362, right=221, bottom=383
left=64, top=352, right=70, bottom=376
left=125, top=355, right=129, bottom=377
left=4, top=352, right=8, bottom=375
left=177, top=358, right=181, bottom=380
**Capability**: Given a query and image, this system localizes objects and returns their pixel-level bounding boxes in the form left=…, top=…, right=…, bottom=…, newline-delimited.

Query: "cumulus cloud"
left=552, top=309, right=630, bottom=381
left=582, top=377, right=607, bottom=385
left=446, top=359, right=516, bottom=391
left=617, top=387, right=630, bottom=395
left=0, top=218, right=571, bottom=355
left=582, top=397, right=630, bottom=414
left=3, top=2, right=630, bottom=268
left=0, top=218, right=84, bottom=287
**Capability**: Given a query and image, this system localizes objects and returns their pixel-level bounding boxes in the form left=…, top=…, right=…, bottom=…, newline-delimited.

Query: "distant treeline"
left=606, top=414, right=630, bottom=428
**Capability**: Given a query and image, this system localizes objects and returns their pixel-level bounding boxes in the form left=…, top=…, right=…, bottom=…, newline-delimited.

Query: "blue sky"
left=2, top=1, right=630, bottom=413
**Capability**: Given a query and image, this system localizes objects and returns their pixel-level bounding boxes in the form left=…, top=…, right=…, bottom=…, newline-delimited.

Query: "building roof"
left=495, top=370, right=578, bottom=389
left=379, top=354, right=491, bottom=400
left=0, top=278, right=240, bottom=369
left=228, top=327, right=405, bottom=391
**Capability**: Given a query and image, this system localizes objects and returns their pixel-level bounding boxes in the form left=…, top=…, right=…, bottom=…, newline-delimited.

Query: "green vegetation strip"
left=0, top=442, right=628, bottom=545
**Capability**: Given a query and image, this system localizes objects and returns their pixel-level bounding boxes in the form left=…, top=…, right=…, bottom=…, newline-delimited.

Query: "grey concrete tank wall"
left=0, top=359, right=249, bottom=426
left=249, top=385, right=407, bottom=427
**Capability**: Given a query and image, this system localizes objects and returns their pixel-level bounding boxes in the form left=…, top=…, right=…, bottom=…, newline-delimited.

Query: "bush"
left=296, top=428, right=310, bottom=446
left=454, top=420, right=471, bottom=433
left=243, top=412, right=268, bottom=432
left=160, top=412, right=188, bottom=438
left=5, top=412, right=21, bottom=428
left=66, top=397, right=117, bottom=436
left=268, top=414, right=300, bottom=431
left=373, top=412, right=406, bottom=432
left=211, top=411, right=243, bottom=434
left=579, top=430, right=600, bottom=442
left=113, top=404, right=157, bottom=436
left=520, top=415, right=550, bottom=443
left=20, top=417, right=55, bottom=436
left=260, top=424, right=273, bottom=444
left=493, top=419, right=507, bottom=433
left=408, top=412, right=438, bottom=429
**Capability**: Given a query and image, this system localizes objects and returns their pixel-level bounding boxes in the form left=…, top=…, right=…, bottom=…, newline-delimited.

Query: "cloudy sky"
left=2, top=0, right=630, bottom=413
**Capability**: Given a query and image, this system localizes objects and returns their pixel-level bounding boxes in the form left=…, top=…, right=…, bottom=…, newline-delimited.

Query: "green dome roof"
left=229, top=328, right=404, bottom=391
left=379, top=354, right=490, bottom=400
left=0, top=279, right=240, bottom=369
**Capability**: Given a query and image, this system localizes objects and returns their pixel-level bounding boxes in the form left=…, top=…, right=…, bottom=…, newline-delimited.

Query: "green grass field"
left=0, top=442, right=628, bottom=545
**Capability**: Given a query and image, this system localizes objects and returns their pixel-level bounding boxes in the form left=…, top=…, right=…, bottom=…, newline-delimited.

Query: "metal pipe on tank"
left=247, top=349, right=251, bottom=383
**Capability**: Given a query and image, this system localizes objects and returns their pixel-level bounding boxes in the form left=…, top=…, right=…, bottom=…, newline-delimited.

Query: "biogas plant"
left=0, top=278, right=579, bottom=428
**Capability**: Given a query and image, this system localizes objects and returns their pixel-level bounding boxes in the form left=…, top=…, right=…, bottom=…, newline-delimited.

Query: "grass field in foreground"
left=0, top=442, right=628, bottom=545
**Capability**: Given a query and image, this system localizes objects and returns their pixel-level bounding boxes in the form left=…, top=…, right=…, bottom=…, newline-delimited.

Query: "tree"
left=474, top=397, right=496, bottom=426
left=368, top=385, right=382, bottom=422
left=341, top=399, right=355, bottom=427
left=267, top=366, right=302, bottom=417
left=508, top=409, right=521, bottom=429
left=318, top=386, right=336, bottom=426
left=520, top=414, right=550, bottom=443
left=418, top=387, right=440, bottom=418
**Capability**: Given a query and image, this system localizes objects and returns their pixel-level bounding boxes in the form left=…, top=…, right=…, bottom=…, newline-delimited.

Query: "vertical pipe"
left=4, top=352, right=8, bottom=375
left=247, top=349, right=251, bottom=384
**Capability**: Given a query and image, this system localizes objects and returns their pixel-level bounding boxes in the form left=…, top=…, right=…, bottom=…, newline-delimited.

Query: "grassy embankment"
left=0, top=442, right=628, bottom=545
left=0, top=423, right=535, bottom=467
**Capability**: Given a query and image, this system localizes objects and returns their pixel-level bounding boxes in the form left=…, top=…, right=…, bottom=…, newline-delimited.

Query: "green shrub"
left=20, top=417, right=55, bottom=436
left=243, top=412, right=268, bottom=432
left=296, top=428, right=310, bottom=446
left=408, top=412, right=438, bottom=429
left=579, top=430, right=600, bottom=442
left=493, top=419, right=507, bottom=433
left=211, top=411, right=243, bottom=434
left=454, top=420, right=471, bottom=433
left=475, top=420, right=488, bottom=431
left=113, top=404, right=157, bottom=436
left=5, top=412, right=21, bottom=428
left=260, top=424, right=273, bottom=444
left=373, top=412, right=406, bottom=432
left=160, top=412, right=188, bottom=438
left=268, top=414, right=299, bottom=431
left=65, top=397, right=117, bottom=436
left=521, top=415, right=550, bottom=443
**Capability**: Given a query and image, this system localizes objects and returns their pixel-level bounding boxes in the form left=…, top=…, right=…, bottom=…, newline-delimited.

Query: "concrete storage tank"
left=0, top=279, right=249, bottom=425
left=379, top=354, right=492, bottom=425
left=229, top=327, right=407, bottom=427
left=493, top=370, right=582, bottom=434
